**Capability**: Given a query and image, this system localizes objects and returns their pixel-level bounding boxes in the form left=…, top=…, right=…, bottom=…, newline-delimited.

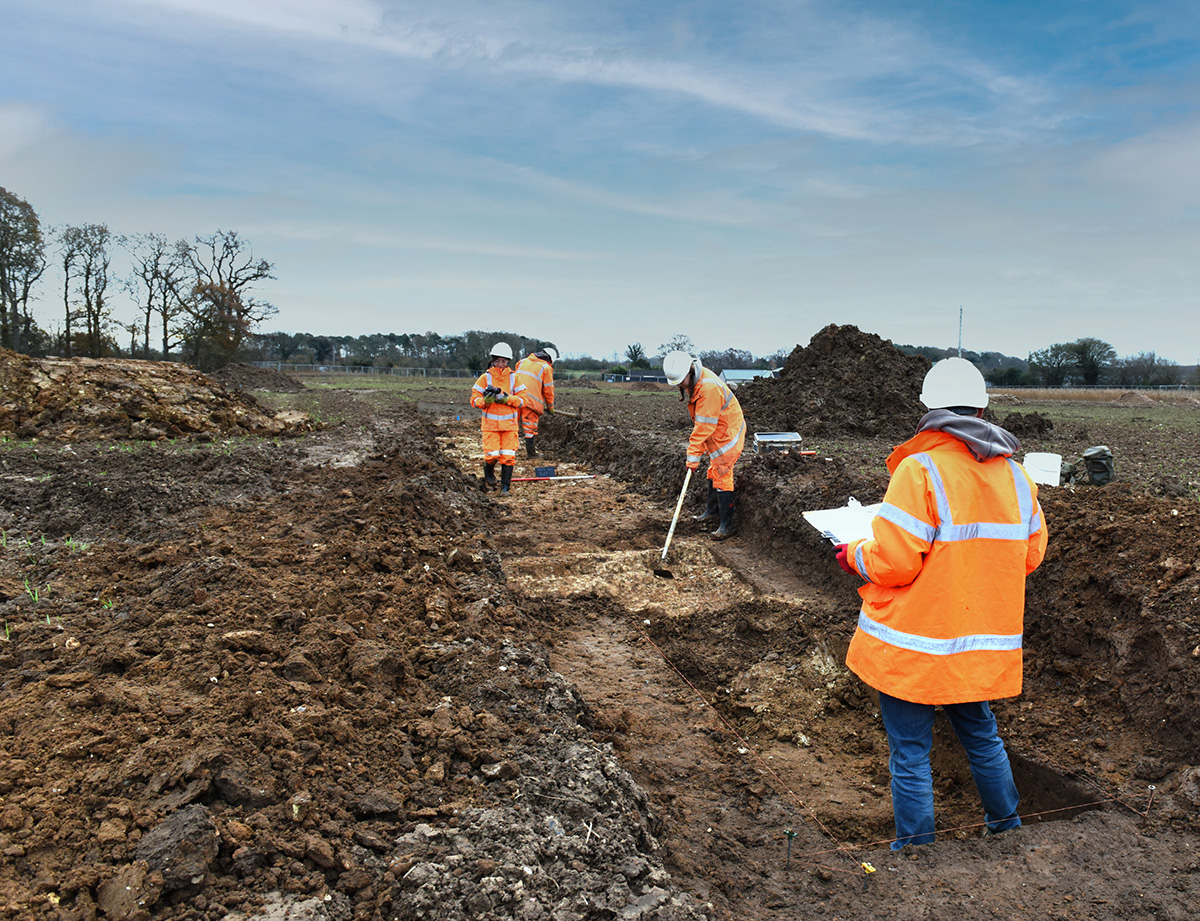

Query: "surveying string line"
left=1009, top=737, right=1156, bottom=819
left=630, top=616, right=1153, bottom=871
left=631, top=618, right=867, bottom=874
left=790, top=796, right=1140, bottom=864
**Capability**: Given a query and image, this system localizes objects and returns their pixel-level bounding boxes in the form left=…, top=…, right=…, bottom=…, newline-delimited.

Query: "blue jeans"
left=878, top=692, right=1021, bottom=849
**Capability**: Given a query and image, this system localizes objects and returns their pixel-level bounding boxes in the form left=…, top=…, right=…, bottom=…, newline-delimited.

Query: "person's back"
left=835, top=357, right=1048, bottom=849
left=845, top=413, right=1045, bottom=705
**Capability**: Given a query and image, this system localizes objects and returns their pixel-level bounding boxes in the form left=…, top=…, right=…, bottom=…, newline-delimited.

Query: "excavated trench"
left=443, top=416, right=1111, bottom=898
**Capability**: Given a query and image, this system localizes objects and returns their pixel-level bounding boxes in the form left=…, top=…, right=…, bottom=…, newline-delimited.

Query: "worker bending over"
left=470, top=342, right=527, bottom=495
left=835, top=357, right=1048, bottom=848
left=514, top=346, right=557, bottom=457
left=662, top=350, right=746, bottom=540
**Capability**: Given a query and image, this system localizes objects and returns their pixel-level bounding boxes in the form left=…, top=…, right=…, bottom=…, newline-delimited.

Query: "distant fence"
left=250, top=362, right=475, bottom=378
left=249, top=362, right=605, bottom=381
left=996, top=383, right=1199, bottom=391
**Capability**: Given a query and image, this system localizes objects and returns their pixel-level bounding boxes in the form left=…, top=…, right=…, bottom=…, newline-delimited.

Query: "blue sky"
left=3, top=0, right=1198, bottom=363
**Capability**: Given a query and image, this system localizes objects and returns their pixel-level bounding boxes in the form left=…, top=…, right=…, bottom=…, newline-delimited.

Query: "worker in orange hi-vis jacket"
left=662, top=350, right=746, bottom=541
left=469, top=342, right=527, bottom=495
left=514, top=346, right=557, bottom=458
left=834, top=357, right=1049, bottom=850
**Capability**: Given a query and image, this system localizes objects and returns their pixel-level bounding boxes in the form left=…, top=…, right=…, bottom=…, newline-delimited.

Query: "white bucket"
left=1023, top=452, right=1062, bottom=487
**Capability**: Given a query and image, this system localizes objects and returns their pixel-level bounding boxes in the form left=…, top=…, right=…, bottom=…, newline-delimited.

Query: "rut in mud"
left=2, top=332, right=1200, bottom=921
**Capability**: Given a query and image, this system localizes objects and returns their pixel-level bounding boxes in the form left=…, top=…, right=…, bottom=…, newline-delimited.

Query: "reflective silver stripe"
left=695, top=415, right=719, bottom=424
left=720, top=388, right=734, bottom=411
left=858, top=611, right=1022, bottom=655
left=854, top=543, right=873, bottom=583
left=489, top=410, right=519, bottom=421
left=1028, top=507, right=1043, bottom=537
left=686, top=453, right=703, bottom=464
left=499, top=448, right=516, bottom=457
left=911, top=453, right=1039, bottom=543
left=1008, top=459, right=1034, bottom=523
left=912, top=453, right=954, bottom=526
left=875, top=502, right=936, bottom=543
left=707, top=421, right=745, bottom=460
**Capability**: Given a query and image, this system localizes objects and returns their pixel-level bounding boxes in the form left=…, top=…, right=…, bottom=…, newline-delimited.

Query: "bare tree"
left=1110, top=351, right=1181, bottom=387
left=656, top=334, right=696, bottom=358
left=57, top=223, right=116, bottom=358
left=180, top=230, right=276, bottom=369
left=126, top=233, right=189, bottom=359
left=0, top=187, right=47, bottom=353
left=698, top=348, right=754, bottom=375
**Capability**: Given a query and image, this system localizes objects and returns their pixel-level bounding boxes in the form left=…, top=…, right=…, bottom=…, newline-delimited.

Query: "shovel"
left=654, top=468, right=692, bottom=578
left=549, top=408, right=580, bottom=418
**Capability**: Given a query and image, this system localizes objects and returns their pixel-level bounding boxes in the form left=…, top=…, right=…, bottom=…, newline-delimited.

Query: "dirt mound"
left=561, top=377, right=600, bottom=389
left=213, top=363, right=306, bottom=393
left=997, top=410, right=1055, bottom=438
left=735, top=325, right=930, bottom=439
left=630, top=381, right=669, bottom=392
left=0, top=350, right=316, bottom=441
left=1117, top=391, right=1155, bottom=405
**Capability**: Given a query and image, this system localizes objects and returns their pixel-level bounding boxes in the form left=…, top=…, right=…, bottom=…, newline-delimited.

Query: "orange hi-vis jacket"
left=686, top=368, right=746, bottom=470
left=514, top=354, right=554, bottom=413
left=844, top=416, right=1048, bottom=705
left=470, top=367, right=526, bottom=431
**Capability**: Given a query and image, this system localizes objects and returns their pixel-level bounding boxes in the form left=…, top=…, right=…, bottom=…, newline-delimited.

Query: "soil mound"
left=736, top=325, right=930, bottom=439
left=630, top=381, right=668, bottom=392
left=997, top=411, right=1055, bottom=438
left=560, top=378, right=600, bottom=389
left=1117, top=391, right=1155, bottom=405
left=213, top=363, right=306, bottom=393
left=0, top=350, right=316, bottom=441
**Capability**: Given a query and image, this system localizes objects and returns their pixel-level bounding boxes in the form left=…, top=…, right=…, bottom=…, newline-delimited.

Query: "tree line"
left=1, top=186, right=275, bottom=370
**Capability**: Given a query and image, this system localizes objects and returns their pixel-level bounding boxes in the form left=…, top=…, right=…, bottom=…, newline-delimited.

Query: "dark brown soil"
left=2, top=334, right=1200, bottom=921
left=211, top=365, right=306, bottom=394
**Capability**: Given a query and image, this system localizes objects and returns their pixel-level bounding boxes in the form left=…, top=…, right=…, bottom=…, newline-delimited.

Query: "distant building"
left=719, top=369, right=770, bottom=389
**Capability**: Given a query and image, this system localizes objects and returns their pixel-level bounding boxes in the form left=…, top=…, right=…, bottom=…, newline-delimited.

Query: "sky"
left=3, top=0, right=1199, bottom=364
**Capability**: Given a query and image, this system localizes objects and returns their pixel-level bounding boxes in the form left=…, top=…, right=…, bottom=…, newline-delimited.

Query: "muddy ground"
left=2, top=329, right=1200, bottom=920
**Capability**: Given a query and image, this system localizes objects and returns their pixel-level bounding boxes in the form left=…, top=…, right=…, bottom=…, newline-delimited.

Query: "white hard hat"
left=544, top=347, right=558, bottom=364
left=490, top=342, right=513, bottom=361
left=920, top=357, right=988, bottom=409
left=663, top=350, right=701, bottom=386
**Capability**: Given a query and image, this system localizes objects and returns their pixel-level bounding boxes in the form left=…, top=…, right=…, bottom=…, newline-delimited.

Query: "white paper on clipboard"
left=802, top=497, right=882, bottom=544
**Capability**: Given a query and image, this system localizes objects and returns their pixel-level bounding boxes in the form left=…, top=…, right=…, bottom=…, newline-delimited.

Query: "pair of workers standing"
left=470, top=342, right=557, bottom=495
left=473, top=345, right=1048, bottom=851
left=470, top=342, right=743, bottom=541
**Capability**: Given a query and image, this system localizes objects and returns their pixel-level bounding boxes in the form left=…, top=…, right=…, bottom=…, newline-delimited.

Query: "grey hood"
left=916, top=409, right=1022, bottom=462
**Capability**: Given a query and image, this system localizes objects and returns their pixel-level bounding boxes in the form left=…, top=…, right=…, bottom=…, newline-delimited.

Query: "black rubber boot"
left=525, top=437, right=539, bottom=458
left=692, top=483, right=719, bottom=522
left=484, top=463, right=498, bottom=489
left=500, top=464, right=513, bottom=495
left=710, top=490, right=736, bottom=540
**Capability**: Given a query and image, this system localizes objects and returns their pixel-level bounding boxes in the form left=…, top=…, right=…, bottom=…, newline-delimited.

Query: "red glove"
left=835, top=544, right=855, bottom=574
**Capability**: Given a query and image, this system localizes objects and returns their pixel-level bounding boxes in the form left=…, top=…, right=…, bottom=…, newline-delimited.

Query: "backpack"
left=1080, top=445, right=1115, bottom=486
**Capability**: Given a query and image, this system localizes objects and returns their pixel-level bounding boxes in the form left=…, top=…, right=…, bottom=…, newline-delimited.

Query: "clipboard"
left=802, top=497, right=882, bottom=544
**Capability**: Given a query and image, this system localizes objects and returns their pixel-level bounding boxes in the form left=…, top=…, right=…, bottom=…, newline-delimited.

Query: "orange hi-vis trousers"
left=482, top=429, right=518, bottom=467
